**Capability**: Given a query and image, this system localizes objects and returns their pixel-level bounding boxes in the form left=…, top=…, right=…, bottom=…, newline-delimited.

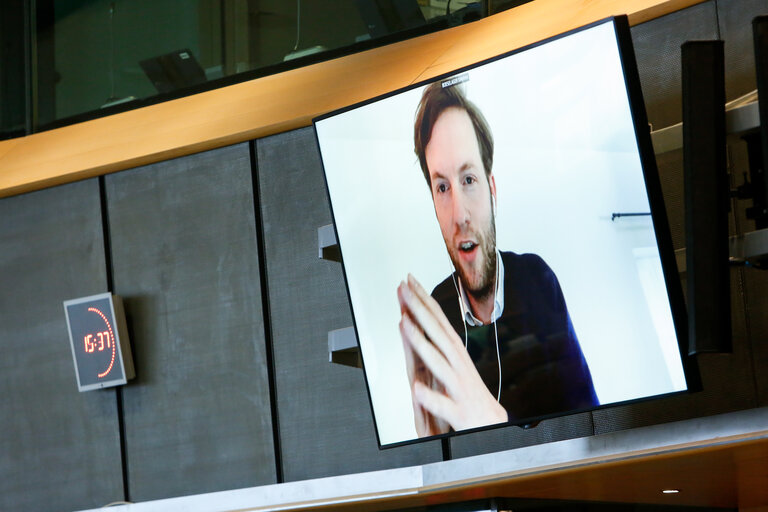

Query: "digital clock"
left=64, top=293, right=135, bottom=392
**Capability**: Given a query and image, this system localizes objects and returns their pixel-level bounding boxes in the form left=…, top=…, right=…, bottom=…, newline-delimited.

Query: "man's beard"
left=450, top=216, right=497, bottom=303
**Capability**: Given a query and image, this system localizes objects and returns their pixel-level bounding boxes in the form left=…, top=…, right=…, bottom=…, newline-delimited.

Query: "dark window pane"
left=27, top=0, right=524, bottom=131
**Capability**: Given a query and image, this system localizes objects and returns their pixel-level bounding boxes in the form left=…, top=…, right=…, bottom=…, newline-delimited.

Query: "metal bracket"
left=651, top=94, right=768, bottom=271
left=730, top=227, right=768, bottom=265
left=651, top=94, right=759, bottom=155
left=675, top=227, right=768, bottom=273
left=318, top=224, right=341, bottom=262
left=328, top=327, right=361, bottom=368
left=319, top=224, right=359, bottom=366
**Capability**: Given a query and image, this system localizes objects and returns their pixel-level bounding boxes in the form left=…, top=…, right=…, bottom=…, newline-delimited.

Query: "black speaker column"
left=682, top=40, right=731, bottom=354
left=749, top=16, right=768, bottom=229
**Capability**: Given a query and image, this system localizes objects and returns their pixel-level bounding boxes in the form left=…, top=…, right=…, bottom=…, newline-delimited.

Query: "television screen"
left=314, top=16, right=698, bottom=448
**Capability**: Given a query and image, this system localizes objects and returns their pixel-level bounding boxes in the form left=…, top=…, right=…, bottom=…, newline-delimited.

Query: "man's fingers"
left=412, top=398, right=428, bottom=437
left=397, top=281, right=409, bottom=315
left=407, top=274, right=466, bottom=345
left=401, top=275, right=505, bottom=434
left=401, top=275, right=464, bottom=368
left=400, top=314, right=457, bottom=392
left=402, top=336, right=416, bottom=382
left=400, top=313, right=416, bottom=378
left=413, top=381, right=458, bottom=428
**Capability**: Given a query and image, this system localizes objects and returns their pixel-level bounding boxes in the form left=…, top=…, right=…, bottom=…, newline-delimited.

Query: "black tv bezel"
left=313, top=15, right=701, bottom=450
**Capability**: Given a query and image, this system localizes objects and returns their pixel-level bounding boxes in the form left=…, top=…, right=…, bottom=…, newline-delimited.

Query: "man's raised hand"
left=397, top=274, right=506, bottom=435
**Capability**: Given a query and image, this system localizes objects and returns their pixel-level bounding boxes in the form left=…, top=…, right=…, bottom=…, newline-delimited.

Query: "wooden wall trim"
left=0, top=0, right=703, bottom=198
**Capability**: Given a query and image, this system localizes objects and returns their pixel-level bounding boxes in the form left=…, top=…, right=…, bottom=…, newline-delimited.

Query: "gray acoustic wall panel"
left=0, top=179, right=124, bottom=511
left=450, top=413, right=595, bottom=459
left=631, top=0, right=768, bottom=130
left=718, top=0, right=768, bottom=101
left=255, top=127, right=442, bottom=481
left=630, top=1, right=719, bottom=130
left=104, top=143, right=276, bottom=501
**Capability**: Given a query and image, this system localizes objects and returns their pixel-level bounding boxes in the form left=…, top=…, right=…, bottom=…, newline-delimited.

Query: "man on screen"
left=397, top=80, right=598, bottom=437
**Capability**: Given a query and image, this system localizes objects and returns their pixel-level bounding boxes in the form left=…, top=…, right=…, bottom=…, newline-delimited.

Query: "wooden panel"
left=0, top=0, right=703, bottom=199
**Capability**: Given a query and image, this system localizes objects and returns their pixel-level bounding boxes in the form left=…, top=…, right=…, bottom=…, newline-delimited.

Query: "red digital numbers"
left=84, top=307, right=117, bottom=379
left=83, top=331, right=111, bottom=353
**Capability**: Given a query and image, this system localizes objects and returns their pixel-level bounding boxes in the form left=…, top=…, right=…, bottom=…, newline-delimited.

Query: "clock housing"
left=64, top=293, right=135, bottom=392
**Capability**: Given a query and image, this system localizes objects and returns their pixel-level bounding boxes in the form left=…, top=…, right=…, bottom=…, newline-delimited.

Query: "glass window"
left=1, top=1, right=28, bottom=139
left=3, top=0, right=528, bottom=133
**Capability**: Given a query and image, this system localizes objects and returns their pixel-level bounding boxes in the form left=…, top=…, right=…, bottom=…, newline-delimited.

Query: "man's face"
left=425, top=107, right=497, bottom=300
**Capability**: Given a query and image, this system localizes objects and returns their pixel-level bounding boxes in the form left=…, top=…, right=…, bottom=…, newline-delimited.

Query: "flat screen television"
left=314, top=16, right=699, bottom=448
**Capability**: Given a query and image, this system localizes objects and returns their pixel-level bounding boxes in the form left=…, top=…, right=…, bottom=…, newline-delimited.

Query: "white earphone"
left=447, top=249, right=502, bottom=403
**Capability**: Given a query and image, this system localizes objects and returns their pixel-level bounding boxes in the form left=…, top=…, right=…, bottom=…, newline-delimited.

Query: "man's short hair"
left=413, top=80, right=494, bottom=188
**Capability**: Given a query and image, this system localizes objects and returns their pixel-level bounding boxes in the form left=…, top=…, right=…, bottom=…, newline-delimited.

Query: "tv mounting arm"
left=651, top=95, right=768, bottom=270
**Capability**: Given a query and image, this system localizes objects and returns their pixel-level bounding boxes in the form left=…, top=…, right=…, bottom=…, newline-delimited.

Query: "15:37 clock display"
left=64, top=293, right=135, bottom=392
